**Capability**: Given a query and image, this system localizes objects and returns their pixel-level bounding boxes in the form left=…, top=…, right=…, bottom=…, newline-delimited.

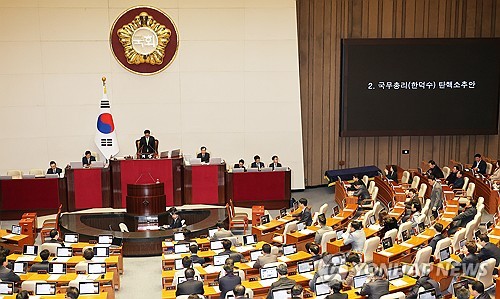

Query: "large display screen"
left=340, top=38, right=500, bottom=136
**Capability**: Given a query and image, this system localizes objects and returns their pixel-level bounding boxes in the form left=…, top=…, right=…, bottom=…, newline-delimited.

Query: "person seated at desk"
left=234, top=159, right=246, bottom=170
left=341, top=221, right=366, bottom=252
left=306, top=243, right=321, bottom=262
left=405, top=266, right=441, bottom=299
left=378, top=211, right=398, bottom=238
left=47, top=160, right=62, bottom=175
left=426, top=160, right=444, bottom=179
left=219, top=264, right=241, bottom=299
left=253, top=244, right=277, bottom=269
left=472, top=153, right=487, bottom=175
left=384, top=165, right=398, bottom=183
left=291, top=198, right=312, bottom=226
left=445, top=165, right=461, bottom=186
left=266, top=264, right=296, bottom=299
left=453, top=171, right=465, bottom=190
left=175, top=268, right=204, bottom=296
left=448, top=198, right=477, bottom=235
left=326, top=280, right=347, bottom=299
left=218, top=239, right=244, bottom=262
left=470, top=281, right=489, bottom=299
left=29, top=249, right=50, bottom=272
left=346, top=175, right=365, bottom=191
left=309, top=253, right=341, bottom=291
left=16, top=290, right=29, bottom=299
left=251, top=155, right=265, bottom=169
left=233, top=285, right=247, bottom=299
left=315, top=214, right=333, bottom=244
left=82, top=150, right=96, bottom=167
left=344, top=252, right=367, bottom=288
left=75, top=248, right=94, bottom=270
left=428, top=223, right=445, bottom=255
left=291, top=284, right=303, bottom=299
left=66, top=286, right=79, bottom=299
left=173, top=256, right=202, bottom=285
left=197, top=146, right=210, bottom=163
left=189, top=244, right=205, bottom=265
left=353, top=182, right=371, bottom=205
left=269, top=155, right=282, bottom=170
left=358, top=267, right=389, bottom=299
left=403, top=188, right=420, bottom=222
left=409, top=202, right=422, bottom=229
left=489, top=160, right=500, bottom=182
left=477, top=234, right=500, bottom=274
left=138, top=129, right=157, bottom=157
left=212, top=221, right=234, bottom=240
left=453, top=241, right=479, bottom=277
left=169, top=209, right=183, bottom=229
left=46, top=229, right=63, bottom=244
left=0, top=254, right=20, bottom=282
left=455, top=286, right=470, bottom=299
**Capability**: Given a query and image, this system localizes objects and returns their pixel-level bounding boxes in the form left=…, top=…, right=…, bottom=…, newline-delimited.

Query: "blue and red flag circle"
left=97, top=113, right=115, bottom=134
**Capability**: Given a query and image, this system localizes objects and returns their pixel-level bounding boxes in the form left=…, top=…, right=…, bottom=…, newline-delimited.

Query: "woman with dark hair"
left=378, top=212, right=398, bottom=238
left=385, top=165, right=398, bottom=183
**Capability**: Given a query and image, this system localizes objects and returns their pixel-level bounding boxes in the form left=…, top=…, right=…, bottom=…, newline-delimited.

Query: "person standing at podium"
left=269, top=155, right=282, bottom=170
left=46, top=161, right=62, bottom=175
left=82, top=151, right=96, bottom=167
left=138, top=130, right=157, bottom=157
left=251, top=155, right=265, bottom=169
left=197, top=146, right=210, bottom=163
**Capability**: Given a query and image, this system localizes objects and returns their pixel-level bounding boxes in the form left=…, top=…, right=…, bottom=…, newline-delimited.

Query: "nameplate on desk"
left=299, top=229, right=315, bottom=235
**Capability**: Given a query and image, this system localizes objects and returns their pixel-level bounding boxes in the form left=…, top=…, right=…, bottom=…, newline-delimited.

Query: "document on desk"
left=164, top=254, right=181, bottom=260
left=203, top=265, right=222, bottom=274
left=235, top=245, right=253, bottom=253
left=390, top=279, right=408, bottom=287
left=399, top=242, right=413, bottom=248
left=93, top=257, right=107, bottom=263
left=259, top=278, right=277, bottom=287
left=2, top=234, right=16, bottom=239
left=300, top=273, right=314, bottom=280
left=300, top=229, right=315, bottom=235
left=76, top=274, right=89, bottom=281
left=278, top=218, right=289, bottom=222
left=48, top=274, right=62, bottom=281
left=344, top=209, right=355, bottom=212
left=278, top=256, right=291, bottom=262
left=245, top=261, right=255, bottom=268
left=369, top=224, right=381, bottom=230
left=332, top=216, right=344, bottom=220
left=16, top=256, right=36, bottom=262
left=87, top=274, right=101, bottom=280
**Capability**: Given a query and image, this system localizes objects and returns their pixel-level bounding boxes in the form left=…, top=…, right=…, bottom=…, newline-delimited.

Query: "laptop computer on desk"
left=388, top=266, right=407, bottom=287
left=259, top=266, right=278, bottom=287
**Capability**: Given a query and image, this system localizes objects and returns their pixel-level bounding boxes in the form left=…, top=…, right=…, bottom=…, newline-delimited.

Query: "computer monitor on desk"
left=190, top=158, right=202, bottom=165
left=232, top=168, right=245, bottom=173
left=171, top=149, right=181, bottom=158
left=209, top=157, right=222, bottom=164
left=274, top=167, right=288, bottom=171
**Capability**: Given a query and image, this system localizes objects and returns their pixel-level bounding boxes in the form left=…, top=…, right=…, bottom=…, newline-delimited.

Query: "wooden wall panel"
left=297, top=0, right=500, bottom=186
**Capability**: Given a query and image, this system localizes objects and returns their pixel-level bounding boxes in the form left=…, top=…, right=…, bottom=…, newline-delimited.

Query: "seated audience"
left=306, top=243, right=321, bottom=262
left=291, top=284, right=303, bottom=299
left=173, top=256, right=202, bottom=285
left=175, top=268, right=204, bottom=296
left=472, top=153, right=487, bottom=175
left=426, top=160, right=444, bottom=179
left=291, top=198, right=312, bottom=226
left=315, top=214, right=333, bottom=244
left=448, top=198, right=477, bottom=235
left=477, top=234, right=500, bottom=274
left=359, top=267, right=389, bottom=299
left=169, top=209, right=183, bottom=229
left=347, top=175, right=365, bottom=191
left=454, top=241, right=479, bottom=277
left=189, top=244, right=205, bottom=265
left=344, top=252, right=366, bottom=288
left=384, top=165, right=398, bottom=183
left=445, top=165, right=460, bottom=186
left=342, top=221, right=366, bottom=252
left=66, top=286, right=80, bottom=299
left=219, top=264, right=241, bottom=299
left=267, top=264, right=296, bottom=299
left=403, top=188, right=420, bottom=222
left=409, top=202, right=422, bottom=228
left=47, top=160, right=62, bottom=175
left=469, top=281, right=489, bottom=299
left=212, top=221, right=234, bottom=240
left=219, top=239, right=244, bottom=262
left=353, top=181, right=371, bottom=204
left=234, top=159, right=246, bottom=169
left=428, top=223, right=445, bottom=255
left=453, top=171, right=465, bottom=189
left=251, top=155, right=265, bottom=169
left=269, top=155, right=282, bottom=169
left=46, top=229, right=62, bottom=244
left=0, top=254, right=20, bottom=282
left=378, top=212, right=398, bottom=238
left=326, top=279, right=347, bottom=299
left=29, top=249, right=50, bottom=272
left=253, top=243, right=277, bottom=269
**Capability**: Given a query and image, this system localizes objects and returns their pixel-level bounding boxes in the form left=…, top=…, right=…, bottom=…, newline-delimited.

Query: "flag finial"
left=102, top=76, right=107, bottom=94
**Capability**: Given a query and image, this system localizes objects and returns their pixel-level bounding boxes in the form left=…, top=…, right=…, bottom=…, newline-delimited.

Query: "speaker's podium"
left=126, top=182, right=168, bottom=231
left=183, top=160, right=226, bottom=205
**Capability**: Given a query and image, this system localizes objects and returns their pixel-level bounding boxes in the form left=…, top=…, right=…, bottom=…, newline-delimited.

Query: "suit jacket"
left=269, top=163, right=282, bottom=170
left=219, top=250, right=243, bottom=262
left=138, top=136, right=156, bottom=154
left=0, top=266, right=20, bottom=282
left=477, top=242, right=500, bottom=266
left=452, top=206, right=477, bottom=228
left=446, top=172, right=457, bottom=185
left=354, top=185, right=371, bottom=200
left=191, top=254, right=205, bottom=265
left=406, top=276, right=442, bottom=299
left=251, top=162, right=265, bottom=169
left=453, top=177, right=465, bottom=189
left=455, top=253, right=479, bottom=276
left=267, top=277, right=296, bottom=299
left=299, top=207, right=313, bottom=226
left=472, top=160, right=487, bottom=174
left=326, top=293, right=348, bottom=299
left=475, top=292, right=490, bottom=299
left=213, top=229, right=234, bottom=240
left=386, top=171, right=398, bottom=183
left=175, top=279, right=205, bottom=296
left=430, top=182, right=444, bottom=211
left=427, top=166, right=444, bottom=179
left=197, top=153, right=210, bottom=163
left=253, top=253, right=278, bottom=269
left=45, top=238, right=63, bottom=245
left=82, top=156, right=96, bottom=166
left=428, top=233, right=445, bottom=255
left=315, top=225, right=334, bottom=244
left=219, top=273, right=241, bottom=299
left=342, top=229, right=366, bottom=252
left=46, top=167, right=62, bottom=175
left=233, top=164, right=246, bottom=170
left=379, top=217, right=398, bottom=238
left=29, top=261, right=50, bottom=273
left=359, top=279, right=389, bottom=299
left=171, top=217, right=183, bottom=229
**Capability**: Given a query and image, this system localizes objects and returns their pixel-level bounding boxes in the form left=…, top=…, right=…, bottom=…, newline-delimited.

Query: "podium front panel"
left=184, top=164, right=225, bottom=205
left=66, top=168, right=110, bottom=211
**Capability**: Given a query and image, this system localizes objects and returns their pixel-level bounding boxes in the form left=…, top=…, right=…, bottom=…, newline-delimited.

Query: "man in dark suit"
left=46, top=229, right=63, bottom=244
left=347, top=175, right=365, bottom=191
left=29, top=249, right=50, bottom=272
left=472, top=154, right=487, bottom=175
left=453, top=171, right=465, bottom=189
left=219, top=239, right=244, bottom=262
left=446, top=165, right=460, bottom=186
left=454, top=241, right=479, bottom=277
left=46, top=161, right=62, bottom=175
left=269, top=155, right=282, bottom=170
left=234, top=159, right=246, bottom=170
left=169, top=210, right=183, bottom=229
left=219, top=265, right=241, bottom=299
left=477, top=234, right=500, bottom=273
left=251, top=155, right=265, bottom=169
left=326, top=280, right=348, bottom=299
left=138, top=130, right=157, bottom=156
left=266, top=264, right=296, bottom=299
left=197, top=146, right=210, bottom=163
left=291, top=285, right=303, bottom=299
left=0, top=255, right=20, bottom=282
left=428, top=175, right=444, bottom=219
left=353, top=181, right=371, bottom=204
left=291, top=198, right=312, bottom=226
left=253, top=244, right=277, bottom=269
left=448, top=199, right=477, bottom=235
left=175, top=268, right=204, bottom=296
left=233, top=285, right=247, bottom=299
left=82, top=150, right=96, bottom=167
left=469, top=281, right=489, bottom=299
left=359, top=267, right=389, bottom=299
left=426, top=160, right=444, bottom=179
left=428, top=223, right=445, bottom=255
left=189, top=244, right=205, bottom=265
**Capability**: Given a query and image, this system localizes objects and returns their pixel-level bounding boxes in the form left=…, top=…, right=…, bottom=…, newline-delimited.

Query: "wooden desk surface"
left=7, top=254, right=119, bottom=265
left=488, top=226, right=500, bottom=245
left=3, top=293, right=108, bottom=299
left=0, top=229, right=30, bottom=242
left=21, top=272, right=114, bottom=283
left=162, top=242, right=268, bottom=261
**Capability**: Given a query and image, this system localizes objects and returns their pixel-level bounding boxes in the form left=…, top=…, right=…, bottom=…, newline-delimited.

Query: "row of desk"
left=0, top=158, right=291, bottom=219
